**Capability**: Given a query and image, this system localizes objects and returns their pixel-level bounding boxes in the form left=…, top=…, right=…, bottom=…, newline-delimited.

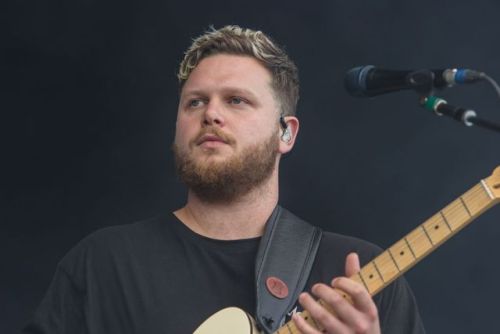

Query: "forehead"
left=181, top=54, right=275, bottom=100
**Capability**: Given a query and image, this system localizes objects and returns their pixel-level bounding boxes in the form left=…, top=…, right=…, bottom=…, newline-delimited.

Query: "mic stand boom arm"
left=420, top=95, right=500, bottom=134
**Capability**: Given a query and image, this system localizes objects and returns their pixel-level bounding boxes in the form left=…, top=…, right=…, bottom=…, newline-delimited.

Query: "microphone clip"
left=406, top=70, right=436, bottom=98
left=419, top=95, right=500, bottom=133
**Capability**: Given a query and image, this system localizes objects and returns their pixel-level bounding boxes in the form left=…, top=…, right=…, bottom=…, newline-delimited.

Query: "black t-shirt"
left=24, top=213, right=425, bottom=333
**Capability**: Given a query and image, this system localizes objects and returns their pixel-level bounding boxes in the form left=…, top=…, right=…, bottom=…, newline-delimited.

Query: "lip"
left=196, top=134, right=228, bottom=146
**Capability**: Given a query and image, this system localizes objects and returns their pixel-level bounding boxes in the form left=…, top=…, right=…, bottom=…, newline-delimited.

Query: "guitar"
left=194, top=167, right=500, bottom=334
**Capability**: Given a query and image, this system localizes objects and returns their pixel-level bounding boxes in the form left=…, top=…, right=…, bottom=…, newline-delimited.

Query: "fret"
left=463, top=183, right=493, bottom=216
left=442, top=199, right=470, bottom=230
left=404, top=237, right=418, bottom=258
left=420, top=225, right=434, bottom=246
left=423, top=214, right=451, bottom=245
left=459, top=196, right=472, bottom=217
left=357, top=271, right=370, bottom=293
left=438, top=211, right=453, bottom=232
left=373, top=252, right=399, bottom=283
left=387, top=248, right=401, bottom=272
left=389, top=239, right=414, bottom=271
left=359, top=261, right=384, bottom=294
left=372, top=260, right=386, bottom=284
left=406, top=227, right=432, bottom=259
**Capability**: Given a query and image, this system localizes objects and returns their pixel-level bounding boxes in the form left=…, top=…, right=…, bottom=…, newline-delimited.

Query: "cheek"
left=241, top=125, right=279, bottom=148
left=174, top=117, right=194, bottom=146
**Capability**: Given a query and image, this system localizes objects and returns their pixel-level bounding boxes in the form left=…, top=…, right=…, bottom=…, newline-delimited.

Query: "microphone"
left=344, top=65, right=484, bottom=97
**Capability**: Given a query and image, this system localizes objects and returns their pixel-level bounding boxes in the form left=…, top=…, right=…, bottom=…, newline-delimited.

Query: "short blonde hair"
left=178, top=25, right=299, bottom=116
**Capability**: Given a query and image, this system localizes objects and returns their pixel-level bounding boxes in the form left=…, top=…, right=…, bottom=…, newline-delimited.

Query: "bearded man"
left=24, top=26, right=425, bottom=334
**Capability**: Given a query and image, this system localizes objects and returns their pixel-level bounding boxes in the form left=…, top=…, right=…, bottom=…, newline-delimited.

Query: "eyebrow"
left=181, top=87, right=260, bottom=101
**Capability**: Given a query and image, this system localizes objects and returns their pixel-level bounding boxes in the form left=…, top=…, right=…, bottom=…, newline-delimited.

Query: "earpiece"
left=281, top=127, right=292, bottom=143
left=279, top=116, right=292, bottom=143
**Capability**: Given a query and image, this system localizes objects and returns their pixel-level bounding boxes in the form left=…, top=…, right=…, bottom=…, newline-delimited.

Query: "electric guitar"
left=194, top=167, right=500, bottom=334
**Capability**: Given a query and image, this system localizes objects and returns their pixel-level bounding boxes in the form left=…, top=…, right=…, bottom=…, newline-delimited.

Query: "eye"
left=187, top=98, right=204, bottom=108
left=230, top=96, right=249, bottom=105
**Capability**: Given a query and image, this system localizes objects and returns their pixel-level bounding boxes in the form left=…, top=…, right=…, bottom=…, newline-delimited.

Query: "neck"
left=174, top=171, right=279, bottom=240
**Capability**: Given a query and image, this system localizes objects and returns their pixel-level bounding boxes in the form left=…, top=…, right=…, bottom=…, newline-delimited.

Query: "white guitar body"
left=194, top=307, right=261, bottom=334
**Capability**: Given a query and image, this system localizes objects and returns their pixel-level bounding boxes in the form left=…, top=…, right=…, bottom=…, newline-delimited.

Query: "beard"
left=173, top=128, right=279, bottom=204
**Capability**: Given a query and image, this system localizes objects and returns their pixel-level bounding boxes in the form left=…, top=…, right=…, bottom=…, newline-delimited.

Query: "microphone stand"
left=419, top=95, right=500, bottom=134
left=404, top=70, right=500, bottom=134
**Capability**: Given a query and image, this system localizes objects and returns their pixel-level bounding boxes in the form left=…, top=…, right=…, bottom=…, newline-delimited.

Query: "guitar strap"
left=255, top=205, right=323, bottom=333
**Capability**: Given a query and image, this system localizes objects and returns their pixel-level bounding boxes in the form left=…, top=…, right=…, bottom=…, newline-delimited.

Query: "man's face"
left=173, top=54, right=282, bottom=202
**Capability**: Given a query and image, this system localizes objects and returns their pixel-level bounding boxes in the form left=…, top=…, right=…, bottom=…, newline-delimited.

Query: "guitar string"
left=276, top=183, right=493, bottom=333
left=357, top=183, right=489, bottom=294
left=280, top=184, right=490, bottom=334
left=367, top=184, right=488, bottom=282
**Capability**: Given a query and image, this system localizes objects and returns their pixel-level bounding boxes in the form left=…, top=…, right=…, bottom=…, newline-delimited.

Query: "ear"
left=278, top=116, right=299, bottom=154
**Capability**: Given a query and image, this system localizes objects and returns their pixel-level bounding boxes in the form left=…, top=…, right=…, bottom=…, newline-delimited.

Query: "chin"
left=196, top=147, right=232, bottom=158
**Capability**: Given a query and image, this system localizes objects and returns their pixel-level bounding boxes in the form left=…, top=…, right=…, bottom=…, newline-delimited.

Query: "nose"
left=203, top=99, right=225, bottom=127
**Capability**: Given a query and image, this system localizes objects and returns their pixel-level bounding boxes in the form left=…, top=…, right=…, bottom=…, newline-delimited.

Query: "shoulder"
left=57, top=215, right=173, bottom=284
left=66, top=215, right=166, bottom=253
left=279, top=207, right=382, bottom=263
left=319, top=231, right=382, bottom=263
left=307, top=230, right=382, bottom=284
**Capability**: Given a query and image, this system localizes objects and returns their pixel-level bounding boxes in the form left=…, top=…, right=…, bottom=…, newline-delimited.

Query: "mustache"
left=191, top=127, right=236, bottom=146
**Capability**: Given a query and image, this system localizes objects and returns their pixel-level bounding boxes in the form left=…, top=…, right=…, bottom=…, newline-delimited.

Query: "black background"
left=3, top=0, right=500, bottom=332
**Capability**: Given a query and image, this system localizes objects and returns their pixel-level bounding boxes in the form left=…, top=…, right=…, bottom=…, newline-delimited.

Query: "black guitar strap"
left=255, top=205, right=323, bottom=333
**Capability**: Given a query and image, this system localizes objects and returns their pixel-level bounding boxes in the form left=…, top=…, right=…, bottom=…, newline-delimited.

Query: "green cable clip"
left=420, top=95, right=447, bottom=116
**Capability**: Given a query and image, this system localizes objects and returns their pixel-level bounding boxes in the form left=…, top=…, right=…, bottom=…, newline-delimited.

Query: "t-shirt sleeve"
left=23, top=265, right=87, bottom=334
left=375, top=276, right=426, bottom=334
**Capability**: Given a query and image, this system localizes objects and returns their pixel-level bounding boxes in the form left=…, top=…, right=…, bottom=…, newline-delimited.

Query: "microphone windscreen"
left=344, top=65, right=375, bottom=97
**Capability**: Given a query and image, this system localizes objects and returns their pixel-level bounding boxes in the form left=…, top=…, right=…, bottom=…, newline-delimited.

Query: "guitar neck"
left=275, top=178, right=500, bottom=334
left=351, top=180, right=497, bottom=296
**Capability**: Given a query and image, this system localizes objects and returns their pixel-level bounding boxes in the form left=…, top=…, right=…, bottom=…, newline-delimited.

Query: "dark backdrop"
left=3, top=0, right=500, bottom=332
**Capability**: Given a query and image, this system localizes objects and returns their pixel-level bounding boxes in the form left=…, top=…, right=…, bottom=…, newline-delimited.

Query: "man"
left=25, top=26, right=425, bottom=333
